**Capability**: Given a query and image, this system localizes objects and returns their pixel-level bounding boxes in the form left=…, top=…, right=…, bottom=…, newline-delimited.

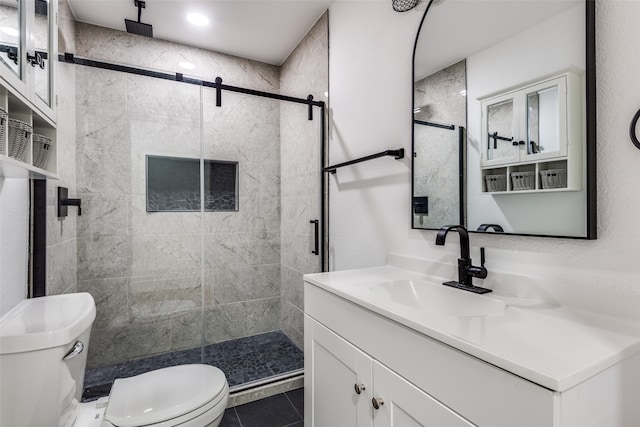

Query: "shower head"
left=125, top=0, right=153, bottom=38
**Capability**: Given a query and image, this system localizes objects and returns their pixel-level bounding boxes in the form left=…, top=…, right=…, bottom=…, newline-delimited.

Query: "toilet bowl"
left=88, top=364, right=229, bottom=427
left=0, top=293, right=229, bottom=427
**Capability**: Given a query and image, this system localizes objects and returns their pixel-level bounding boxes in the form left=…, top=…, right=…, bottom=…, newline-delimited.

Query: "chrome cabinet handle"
left=372, top=397, right=384, bottom=410
left=354, top=383, right=366, bottom=395
left=63, top=341, right=84, bottom=361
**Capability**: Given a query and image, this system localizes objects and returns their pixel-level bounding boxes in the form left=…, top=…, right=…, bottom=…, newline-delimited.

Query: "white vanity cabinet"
left=306, top=315, right=474, bottom=427
left=304, top=277, right=640, bottom=427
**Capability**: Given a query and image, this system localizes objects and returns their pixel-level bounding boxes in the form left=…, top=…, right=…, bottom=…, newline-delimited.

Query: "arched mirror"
left=411, top=0, right=596, bottom=239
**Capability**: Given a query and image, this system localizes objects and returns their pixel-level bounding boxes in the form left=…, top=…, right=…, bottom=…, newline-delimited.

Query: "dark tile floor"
left=221, top=388, right=304, bottom=427
left=82, top=331, right=304, bottom=401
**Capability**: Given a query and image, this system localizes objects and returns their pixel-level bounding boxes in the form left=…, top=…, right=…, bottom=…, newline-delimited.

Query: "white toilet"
left=0, top=293, right=229, bottom=427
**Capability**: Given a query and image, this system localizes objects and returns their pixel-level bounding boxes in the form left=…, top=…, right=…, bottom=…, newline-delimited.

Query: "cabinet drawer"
left=305, top=283, right=556, bottom=427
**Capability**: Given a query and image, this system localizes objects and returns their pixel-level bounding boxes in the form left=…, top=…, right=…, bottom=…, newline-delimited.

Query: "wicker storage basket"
left=0, top=108, right=7, bottom=156
left=511, top=171, right=535, bottom=190
left=540, top=169, right=567, bottom=189
left=32, top=133, right=51, bottom=169
left=485, top=174, right=507, bottom=192
left=7, top=118, right=31, bottom=162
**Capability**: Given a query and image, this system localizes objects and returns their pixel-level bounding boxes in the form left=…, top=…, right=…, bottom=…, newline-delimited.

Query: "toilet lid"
left=104, top=364, right=227, bottom=427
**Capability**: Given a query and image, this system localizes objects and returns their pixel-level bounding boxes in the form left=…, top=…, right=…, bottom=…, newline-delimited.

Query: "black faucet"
left=435, top=225, right=491, bottom=294
left=57, top=187, right=82, bottom=217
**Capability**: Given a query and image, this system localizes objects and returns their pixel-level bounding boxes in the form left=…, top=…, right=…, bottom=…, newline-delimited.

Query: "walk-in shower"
left=70, top=55, right=325, bottom=400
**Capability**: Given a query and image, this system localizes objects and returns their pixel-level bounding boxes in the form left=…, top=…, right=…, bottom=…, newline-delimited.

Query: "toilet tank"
left=0, top=293, right=96, bottom=427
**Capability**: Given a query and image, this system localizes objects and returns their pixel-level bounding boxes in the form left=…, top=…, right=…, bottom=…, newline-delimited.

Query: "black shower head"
left=125, top=19, right=153, bottom=37
left=125, top=0, right=153, bottom=38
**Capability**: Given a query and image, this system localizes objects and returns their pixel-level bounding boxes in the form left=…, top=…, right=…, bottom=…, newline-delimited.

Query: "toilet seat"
left=102, top=364, right=228, bottom=427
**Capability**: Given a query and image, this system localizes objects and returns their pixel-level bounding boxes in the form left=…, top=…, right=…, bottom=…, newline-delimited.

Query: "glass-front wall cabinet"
left=482, top=74, right=569, bottom=168
left=0, top=0, right=55, bottom=120
left=0, top=0, right=56, bottom=178
left=480, top=72, right=578, bottom=193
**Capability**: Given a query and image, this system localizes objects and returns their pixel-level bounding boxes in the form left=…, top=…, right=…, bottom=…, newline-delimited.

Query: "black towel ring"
left=631, top=108, right=640, bottom=150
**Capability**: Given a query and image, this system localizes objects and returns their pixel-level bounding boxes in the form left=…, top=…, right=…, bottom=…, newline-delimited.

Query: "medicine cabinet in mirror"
left=412, top=0, right=596, bottom=238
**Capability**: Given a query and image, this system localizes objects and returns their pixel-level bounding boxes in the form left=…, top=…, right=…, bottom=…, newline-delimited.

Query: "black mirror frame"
left=410, top=0, right=597, bottom=240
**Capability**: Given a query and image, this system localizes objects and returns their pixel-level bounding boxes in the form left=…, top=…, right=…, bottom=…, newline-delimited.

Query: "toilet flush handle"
left=63, top=341, right=85, bottom=361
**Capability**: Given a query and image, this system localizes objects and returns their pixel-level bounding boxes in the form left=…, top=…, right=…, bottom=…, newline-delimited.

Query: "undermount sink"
left=369, top=279, right=506, bottom=317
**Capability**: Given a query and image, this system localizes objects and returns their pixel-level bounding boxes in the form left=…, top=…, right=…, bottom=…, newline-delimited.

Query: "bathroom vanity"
left=303, top=256, right=640, bottom=427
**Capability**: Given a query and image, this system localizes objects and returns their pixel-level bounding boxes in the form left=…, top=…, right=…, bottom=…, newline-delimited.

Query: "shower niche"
left=146, top=155, right=238, bottom=212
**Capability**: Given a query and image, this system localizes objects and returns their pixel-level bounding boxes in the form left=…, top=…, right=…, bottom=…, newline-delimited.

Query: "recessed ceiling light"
left=0, top=27, right=19, bottom=37
left=179, top=61, right=196, bottom=70
left=187, top=13, right=209, bottom=27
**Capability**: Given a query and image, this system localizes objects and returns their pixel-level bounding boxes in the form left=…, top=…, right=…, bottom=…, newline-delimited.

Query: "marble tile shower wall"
left=72, top=23, right=283, bottom=368
left=279, top=13, right=328, bottom=349
left=46, top=0, right=77, bottom=297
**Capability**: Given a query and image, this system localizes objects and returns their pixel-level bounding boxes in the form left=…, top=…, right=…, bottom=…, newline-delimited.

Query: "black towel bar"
left=324, top=149, right=405, bottom=174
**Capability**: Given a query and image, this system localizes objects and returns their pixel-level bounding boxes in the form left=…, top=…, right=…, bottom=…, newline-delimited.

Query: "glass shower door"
left=76, top=68, right=205, bottom=397
left=279, top=98, right=324, bottom=344
left=201, top=87, right=322, bottom=388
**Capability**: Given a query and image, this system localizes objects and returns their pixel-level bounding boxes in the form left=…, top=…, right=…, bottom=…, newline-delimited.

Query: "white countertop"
left=304, top=262, right=640, bottom=392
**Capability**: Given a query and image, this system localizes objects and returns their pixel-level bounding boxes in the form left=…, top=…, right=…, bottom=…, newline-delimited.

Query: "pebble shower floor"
left=82, top=331, right=304, bottom=401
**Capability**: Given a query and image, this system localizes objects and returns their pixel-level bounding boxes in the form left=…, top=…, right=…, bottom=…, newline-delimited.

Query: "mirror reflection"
left=412, top=0, right=594, bottom=238
left=0, top=0, right=21, bottom=78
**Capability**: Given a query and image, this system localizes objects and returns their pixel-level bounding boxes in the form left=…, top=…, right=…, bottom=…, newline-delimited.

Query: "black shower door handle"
left=310, top=220, right=319, bottom=255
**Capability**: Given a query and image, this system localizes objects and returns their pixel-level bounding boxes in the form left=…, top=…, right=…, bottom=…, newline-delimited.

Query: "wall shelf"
left=483, top=187, right=579, bottom=196
left=481, top=159, right=580, bottom=194
left=1, top=82, right=57, bottom=179
left=0, top=154, right=58, bottom=179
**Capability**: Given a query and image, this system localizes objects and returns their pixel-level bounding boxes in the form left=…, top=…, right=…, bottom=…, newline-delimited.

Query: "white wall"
left=328, top=0, right=640, bottom=320
left=328, top=0, right=421, bottom=269
left=0, top=178, right=29, bottom=316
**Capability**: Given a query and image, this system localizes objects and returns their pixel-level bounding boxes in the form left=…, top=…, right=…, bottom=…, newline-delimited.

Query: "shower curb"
left=227, top=373, right=304, bottom=408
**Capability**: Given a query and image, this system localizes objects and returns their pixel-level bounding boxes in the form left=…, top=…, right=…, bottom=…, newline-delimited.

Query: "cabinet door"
left=521, top=75, right=567, bottom=162
left=0, top=0, right=26, bottom=94
left=481, top=92, right=519, bottom=167
left=305, top=316, right=373, bottom=427
left=372, top=361, right=475, bottom=427
left=26, top=0, right=55, bottom=120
